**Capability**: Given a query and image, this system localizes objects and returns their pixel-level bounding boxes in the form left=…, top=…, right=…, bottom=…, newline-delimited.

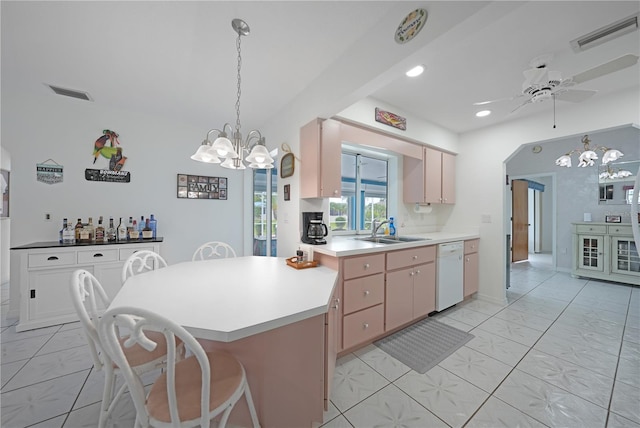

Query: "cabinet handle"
left=363, top=323, right=369, bottom=329
left=412, top=255, right=418, bottom=260
left=47, top=256, right=59, bottom=261
left=332, top=298, right=340, bottom=310
left=410, top=271, right=415, bottom=276
left=333, top=190, right=338, bottom=195
left=93, top=253, right=104, bottom=258
left=466, top=257, right=470, bottom=262
left=364, top=290, right=370, bottom=296
left=416, top=270, right=421, bottom=275
left=364, top=263, right=370, bottom=269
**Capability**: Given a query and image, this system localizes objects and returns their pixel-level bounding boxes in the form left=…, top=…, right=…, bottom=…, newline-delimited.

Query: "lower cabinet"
left=385, top=262, right=435, bottom=331
left=464, top=239, right=479, bottom=297
left=10, top=241, right=162, bottom=331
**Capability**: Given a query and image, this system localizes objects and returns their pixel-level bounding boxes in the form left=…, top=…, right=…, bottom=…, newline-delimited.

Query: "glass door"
left=252, top=168, right=277, bottom=256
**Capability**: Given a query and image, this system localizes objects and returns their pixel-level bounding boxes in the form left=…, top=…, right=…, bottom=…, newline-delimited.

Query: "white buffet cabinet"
left=9, top=239, right=163, bottom=332
left=572, top=222, right=639, bottom=286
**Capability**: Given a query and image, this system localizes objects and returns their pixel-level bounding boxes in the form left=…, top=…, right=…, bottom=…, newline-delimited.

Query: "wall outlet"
left=44, top=213, right=52, bottom=222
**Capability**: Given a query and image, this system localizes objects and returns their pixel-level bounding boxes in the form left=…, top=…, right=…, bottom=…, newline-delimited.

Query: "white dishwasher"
left=436, top=241, right=464, bottom=311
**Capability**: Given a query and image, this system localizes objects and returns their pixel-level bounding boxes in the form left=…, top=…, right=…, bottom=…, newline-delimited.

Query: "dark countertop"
left=11, top=238, right=164, bottom=250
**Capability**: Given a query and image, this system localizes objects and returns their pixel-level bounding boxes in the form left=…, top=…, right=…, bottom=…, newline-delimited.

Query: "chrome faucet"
left=371, top=219, right=389, bottom=237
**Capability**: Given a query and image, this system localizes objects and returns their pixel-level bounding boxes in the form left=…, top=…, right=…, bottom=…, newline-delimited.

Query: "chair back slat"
left=122, top=250, right=168, bottom=283
left=192, top=241, right=237, bottom=261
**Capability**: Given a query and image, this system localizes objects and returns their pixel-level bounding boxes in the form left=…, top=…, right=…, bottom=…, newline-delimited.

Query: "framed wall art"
left=177, top=174, right=227, bottom=200
left=605, top=215, right=622, bottom=223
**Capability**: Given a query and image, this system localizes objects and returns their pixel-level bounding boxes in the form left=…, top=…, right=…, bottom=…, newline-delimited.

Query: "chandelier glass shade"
left=190, top=19, right=274, bottom=170
left=555, top=134, right=623, bottom=168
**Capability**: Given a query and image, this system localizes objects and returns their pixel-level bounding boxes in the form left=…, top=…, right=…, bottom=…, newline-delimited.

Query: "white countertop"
left=108, top=256, right=338, bottom=342
left=311, top=232, right=480, bottom=257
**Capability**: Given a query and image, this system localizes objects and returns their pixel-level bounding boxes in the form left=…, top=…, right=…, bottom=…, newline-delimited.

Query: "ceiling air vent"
left=46, top=84, right=93, bottom=101
left=570, top=13, right=639, bottom=53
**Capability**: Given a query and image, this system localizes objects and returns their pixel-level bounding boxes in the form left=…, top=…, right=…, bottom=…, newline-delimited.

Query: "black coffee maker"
left=302, top=212, right=328, bottom=245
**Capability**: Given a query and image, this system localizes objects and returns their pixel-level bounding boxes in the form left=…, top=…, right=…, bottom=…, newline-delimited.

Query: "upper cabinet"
left=300, top=118, right=342, bottom=198
left=403, top=147, right=456, bottom=204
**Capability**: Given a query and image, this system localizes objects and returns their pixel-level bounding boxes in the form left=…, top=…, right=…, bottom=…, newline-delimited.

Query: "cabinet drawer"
left=343, top=253, right=385, bottom=280
left=464, top=239, right=479, bottom=254
left=342, top=304, right=384, bottom=349
left=608, top=225, right=633, bottom=236
left=28, top=252, right=76, bottom=268
left=386, top=246, right=435, bottom=271
left=576, top=224, right=606, bottom=234
left=77, top=249, right=119, bottom=264
left=343, top=273, right=384, bottom=315
left=119, top=246, right=155, bottom=261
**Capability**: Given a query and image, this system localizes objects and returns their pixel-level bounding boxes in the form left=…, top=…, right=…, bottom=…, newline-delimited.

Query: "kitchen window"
left=329, top=150, right=389, bottom=234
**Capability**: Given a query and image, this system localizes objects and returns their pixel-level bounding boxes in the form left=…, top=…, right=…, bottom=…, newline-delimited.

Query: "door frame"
left=507, top=173, right=557, bottom=269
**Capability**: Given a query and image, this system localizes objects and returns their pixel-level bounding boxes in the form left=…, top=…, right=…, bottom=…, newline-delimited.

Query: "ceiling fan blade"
left=571, top=54, right=639, bottom=84
left=473, top=94, right=523, bottom=106
left=554, top=89, right=597, bottom=103
left=509, top=99, right=531, bottom=115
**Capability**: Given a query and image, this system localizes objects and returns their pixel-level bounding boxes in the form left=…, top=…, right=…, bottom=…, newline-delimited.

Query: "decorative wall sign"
left=284, top=184, right=290, bottom=201
left=280, top=152, right=295, bottom=178
left=395, top=8, right=428, bottom=44
left=375, top=107, right=406, bottom=130
left=177, top=174, right=227, bottom=200
left=36, top=159, right=63, bottom=184
left=86, top=129, right=130, bottom=183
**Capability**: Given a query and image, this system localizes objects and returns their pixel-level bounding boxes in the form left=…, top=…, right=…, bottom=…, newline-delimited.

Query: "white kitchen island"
left=109, top=256, right=339, bottom=428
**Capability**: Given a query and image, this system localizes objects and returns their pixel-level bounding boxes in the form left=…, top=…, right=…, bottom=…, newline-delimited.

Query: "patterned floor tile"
left=354, top=344, right=411, bottom=382
left=544, top=321, right=622, bottom=356
left=610, top=380, right=640, bottom=424
left=395, top=365, right=488, bottom=428
left=319, top=414, right=352, bottom=428
left=36, top=328, right=89, bottom=356
left=492, top=307, right=555, bottom=331
left=435, top=315, right=474, bottom=332
left=608, top=412, right=640, bottom=428
left=330, top=353, right=389, bottom=412
left=343, top=384, right=447, bottom=428
left=438, top=345, right=512, bottom=393
left=1, top=370, right=87, bottom=428
left=63, top=394, right=137, bottom=428
left=477, top=317, right=543, bottom=347
left=444, top=307, right=491, bottom=327
left=458, top=299, right=506, bottom=316
left=1, top=334, right=50, bottom=364
left=1, top=360, right=27, bottom=390
left=620, top=339, right=640, bottom=362
left=465, top=396, right=547, bottom=428
left=616, top=356, right=640, bottom=388
left=494, top=369, right=607, bottom=427
left=516, top=349, right=614, bottom=408
left=465, top=328, right=530, bottom=366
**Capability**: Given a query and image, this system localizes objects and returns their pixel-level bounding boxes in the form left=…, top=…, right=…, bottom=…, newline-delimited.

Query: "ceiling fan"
left=474, top=53, right=639, bottom=114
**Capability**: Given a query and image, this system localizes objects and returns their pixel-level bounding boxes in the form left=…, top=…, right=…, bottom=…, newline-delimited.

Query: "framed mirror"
left=598, top=159, right=639, bottom=205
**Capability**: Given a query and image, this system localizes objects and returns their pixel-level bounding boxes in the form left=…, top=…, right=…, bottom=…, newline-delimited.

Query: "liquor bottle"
left=117, top=217, right=127, bottom=241
left=106, top=217, right=117, bottom=242
left=63, top=219, right=75, bottom=244
left=127, top=216, right=134, bottom=240
left=129, top=219, right=140, bottom=240
left=138, top=215, right=145, bottom=234
left=149, top=214, right=157, bottom=239
left=74, top=218, right=83, bottom=242
left=86, top=217, right=95, bottom=242
left=142, top=218, right=153, bottom=239
left=95, top=216, right=105, bottom=242
left=79, top=220, right=91, bottom=244
left=59, top=218, right=68, bottom=243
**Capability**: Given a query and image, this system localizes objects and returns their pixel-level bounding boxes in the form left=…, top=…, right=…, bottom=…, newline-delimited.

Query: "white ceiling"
left=2, top=1, right=639, bottom=136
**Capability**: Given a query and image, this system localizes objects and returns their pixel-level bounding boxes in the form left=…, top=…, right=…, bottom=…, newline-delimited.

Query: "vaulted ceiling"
left=2, top=1, right=638, bottom=135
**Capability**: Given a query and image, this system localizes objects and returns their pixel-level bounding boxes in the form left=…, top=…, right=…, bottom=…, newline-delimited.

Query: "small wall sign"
left=395, top=8, right=428, bottom=44
left=284, top=184, right=290, bottom=201
left=86, top=129, right=131, bottom=183
left=36, top=159, right=63, bottom=184
left=375, top=107, right=406, bottom=130
left=177, top=174, right=227, bottom=200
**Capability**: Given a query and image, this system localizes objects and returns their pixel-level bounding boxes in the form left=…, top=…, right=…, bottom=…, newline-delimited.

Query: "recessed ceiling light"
left=476, top=110, right=491, bottom=117
left=406, top=65, right=425, bottom=77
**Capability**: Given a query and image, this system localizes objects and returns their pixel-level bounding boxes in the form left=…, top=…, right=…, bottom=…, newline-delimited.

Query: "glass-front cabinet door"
left=578, top=235, right=604, bottom=272
left=611, top=237, right=640, bottom=276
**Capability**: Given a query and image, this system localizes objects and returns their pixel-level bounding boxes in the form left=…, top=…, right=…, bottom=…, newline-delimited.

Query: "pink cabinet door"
left=385, top=268, right=414, bottom=331
left=300, top=118, right=342, bottom=199
left=343, top=273, right=384, bottom=315
left=324, top=289, right=339, bottom=410
left=413, top=262, right=436, bottom=318
left=319, top=119, right=342, bottom=198
left=464, top=252, right=479, bottom=296
left=441, top=151, right=456, bottom=204
left=423, top=147, right=442, bottom=204
left=342, top=304, right=384, bottom=350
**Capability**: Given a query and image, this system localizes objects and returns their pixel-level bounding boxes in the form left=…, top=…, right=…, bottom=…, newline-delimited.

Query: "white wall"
left=2, top=88, right=250, bottom=263
left=1, top=146, right=11, bottom=284
left=449, top=89, right=640, bottom=304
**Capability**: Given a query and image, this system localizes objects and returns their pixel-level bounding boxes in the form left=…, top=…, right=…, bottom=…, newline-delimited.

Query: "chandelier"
left=555, top=134, right=623, bottom=168
left=599, top=164, right=633, bottom=180
left=191, top=19, right=274, bottom=170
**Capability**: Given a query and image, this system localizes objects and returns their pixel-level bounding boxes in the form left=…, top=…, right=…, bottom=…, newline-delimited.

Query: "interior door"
left=512, top=179, right=529, bottom=262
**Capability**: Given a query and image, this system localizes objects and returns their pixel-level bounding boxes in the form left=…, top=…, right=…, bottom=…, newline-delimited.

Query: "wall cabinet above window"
left=403, top=147, right=456, bottom=204
left=300, top=118, right=342, bottom=198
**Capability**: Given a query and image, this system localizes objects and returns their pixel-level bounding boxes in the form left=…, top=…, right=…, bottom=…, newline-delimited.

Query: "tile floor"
left=1, top=258, right=639, bottom=427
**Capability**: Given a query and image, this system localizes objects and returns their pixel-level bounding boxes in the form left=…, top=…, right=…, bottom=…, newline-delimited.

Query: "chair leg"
left=98, top=369, right=116, bottom=428
left=243, top=382, right=260, bottom=428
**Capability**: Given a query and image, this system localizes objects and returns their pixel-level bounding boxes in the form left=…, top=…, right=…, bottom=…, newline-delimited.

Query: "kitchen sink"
left=355, top=236, right=430, bottom=244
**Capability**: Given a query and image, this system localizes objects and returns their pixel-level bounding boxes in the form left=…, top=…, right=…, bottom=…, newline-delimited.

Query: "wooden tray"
left=286, top=256, right=318, bottom=269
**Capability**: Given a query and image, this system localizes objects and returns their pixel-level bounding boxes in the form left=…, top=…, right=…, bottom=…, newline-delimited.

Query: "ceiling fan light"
left=475, top=110, right=491, bottom=117
left=555, top=155, right=572, bottom=167
left=405, top=65, right=424, bottom=77
left=602, top=149, right=624, bottom=164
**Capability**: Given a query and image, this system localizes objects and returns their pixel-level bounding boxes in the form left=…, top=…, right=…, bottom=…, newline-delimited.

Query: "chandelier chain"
left=235, top=32, right=242, bottom=133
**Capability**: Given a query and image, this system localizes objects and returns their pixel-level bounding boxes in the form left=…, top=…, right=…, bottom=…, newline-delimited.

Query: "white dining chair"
left=192, top=241, right=237, bottom=261
left=99, top=305, right=260, bottom=428
left=69, top=269, right=175, bottom=428
left=122, top=250, right=168, bottom=283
